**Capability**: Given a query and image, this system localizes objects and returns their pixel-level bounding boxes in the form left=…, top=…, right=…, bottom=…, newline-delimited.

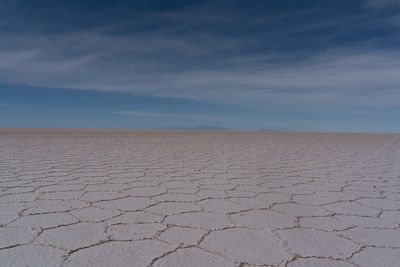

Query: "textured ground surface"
left=1, top=129, right=400, bottom=267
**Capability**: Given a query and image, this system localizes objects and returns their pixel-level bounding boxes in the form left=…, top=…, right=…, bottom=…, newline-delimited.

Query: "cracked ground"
left=1, top=129, right=400, bottom=267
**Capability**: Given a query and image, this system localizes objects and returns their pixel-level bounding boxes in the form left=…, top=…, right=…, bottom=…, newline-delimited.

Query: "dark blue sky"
left=1, top=0, right=400, bottom=132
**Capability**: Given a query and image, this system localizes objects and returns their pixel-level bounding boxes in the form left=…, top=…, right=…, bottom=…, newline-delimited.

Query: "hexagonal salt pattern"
left=1, top=129, right=400, bottom=266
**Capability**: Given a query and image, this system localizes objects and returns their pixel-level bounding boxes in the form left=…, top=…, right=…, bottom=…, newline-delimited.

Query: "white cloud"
left=367, top=0, right=400, bottom=9
left=1, top=38, right=400, bottom=111
left=0, top=50, right=37, bottom=68
left=0, top=22, right=399, bottom=112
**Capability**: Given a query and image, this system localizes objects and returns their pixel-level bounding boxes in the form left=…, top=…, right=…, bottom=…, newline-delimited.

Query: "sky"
left=1, top=0, right=400, bottom=132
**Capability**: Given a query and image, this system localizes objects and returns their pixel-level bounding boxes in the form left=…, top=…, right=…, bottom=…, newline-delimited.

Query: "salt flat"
left=1, top=129, right=400, bottom=267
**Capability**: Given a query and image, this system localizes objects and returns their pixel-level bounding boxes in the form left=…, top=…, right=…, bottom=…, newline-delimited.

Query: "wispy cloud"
left=2, top=42, right=399, bottom=111
left=0, top=0, right=399, bottom=114
left=0, top=103, right=34, bottom=108
left=367, top=0, right=400, bottom=9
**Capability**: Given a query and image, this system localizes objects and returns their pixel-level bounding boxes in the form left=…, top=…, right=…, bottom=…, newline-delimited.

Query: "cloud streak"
left=0, top=0, right=399, bottom=115
left=1, top=42, right=399, bottom=111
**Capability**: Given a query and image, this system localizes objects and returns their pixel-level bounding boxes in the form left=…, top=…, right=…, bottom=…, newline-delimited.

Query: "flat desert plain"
left=1, top=129, right=400, bottom=267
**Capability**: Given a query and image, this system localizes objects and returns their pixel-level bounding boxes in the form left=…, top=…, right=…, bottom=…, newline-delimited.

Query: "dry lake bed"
left=1, top=129, right=400, bottom=267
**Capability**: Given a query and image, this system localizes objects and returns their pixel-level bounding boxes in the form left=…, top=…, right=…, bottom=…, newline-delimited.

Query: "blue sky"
left=1, top=0, right=400, bottom=132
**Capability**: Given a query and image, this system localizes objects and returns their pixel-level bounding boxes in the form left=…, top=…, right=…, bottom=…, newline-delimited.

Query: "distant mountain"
left=158, top=125, right=230, bottom=131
